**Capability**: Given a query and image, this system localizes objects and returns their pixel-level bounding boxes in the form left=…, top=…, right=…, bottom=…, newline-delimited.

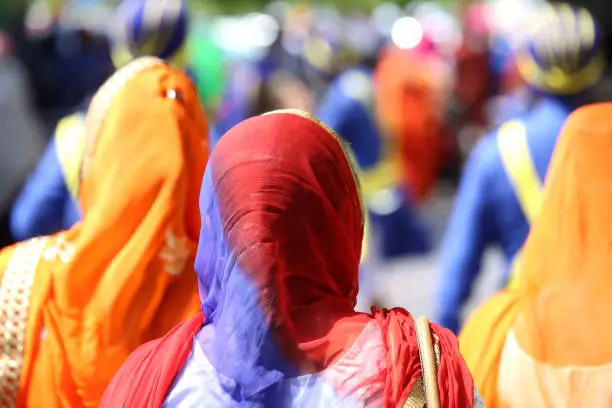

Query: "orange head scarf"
left=516, top=102, right=612, bottom=366
left=0, top=57, right=209, bottom=408
left=460, top=103, right=612, bottom=407
left=374, top=44, right=448, bottom=202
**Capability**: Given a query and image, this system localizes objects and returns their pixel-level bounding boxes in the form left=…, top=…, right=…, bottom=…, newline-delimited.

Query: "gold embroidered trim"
left=263, top=109, right=366, bottom=222
left=159, top=230, right=190, bottom=276
left=403, top=338, right=441, bottom=408
left=403, top=376, right=427, bottom=408
left=0, top=238, right=48, bottom=407
left=42, top=234, right=75, bottom=264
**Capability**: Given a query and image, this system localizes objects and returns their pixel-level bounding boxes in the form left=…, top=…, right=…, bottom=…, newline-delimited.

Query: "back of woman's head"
left=195, top=110, right=364, bottom=384
left=198, top=110, right=363, bottom=316
left=79, top=57, right=208, bottom=242
left=518, top=102, right=612, bottom=367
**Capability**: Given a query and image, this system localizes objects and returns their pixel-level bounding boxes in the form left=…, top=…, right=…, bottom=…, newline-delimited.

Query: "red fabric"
left=208, top=113, right=368, bottom=373
left=101, top=309, right=475, bottom=408
left=373, top=308, right=475, bottom=408
left=100, top=112, right=475, bottom=407
left=454, top=44, right=491, bottom=126
left=99, top=314, right=203, bottom=408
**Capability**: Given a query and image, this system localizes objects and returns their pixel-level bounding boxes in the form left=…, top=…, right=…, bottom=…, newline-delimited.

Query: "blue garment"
left=317, top=68, right=431, bottom=259
left=435, top=97, right=574, bottom=333
left=215, top=63, right=260, bottom=135
left=165, top=324, right=384, bottom=407
left=208, top=123, right=222, bottom=151
left=315, top=68, right=381, bottom=169
left=369, top=189, right=432, bottom=258
left=10, top=136, right=80, bottom=241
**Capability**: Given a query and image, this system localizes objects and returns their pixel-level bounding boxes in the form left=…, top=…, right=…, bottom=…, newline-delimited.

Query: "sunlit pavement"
left=367, top=249, right=504, bottom=323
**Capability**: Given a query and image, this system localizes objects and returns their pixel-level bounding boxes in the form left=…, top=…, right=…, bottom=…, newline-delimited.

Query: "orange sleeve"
left=459, top=291, right=520, bottom=408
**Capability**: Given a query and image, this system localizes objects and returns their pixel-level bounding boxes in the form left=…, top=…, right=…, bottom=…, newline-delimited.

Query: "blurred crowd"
left=1, top=0, right=612, bottom=405
left=0, top=0, right=541, bottom=250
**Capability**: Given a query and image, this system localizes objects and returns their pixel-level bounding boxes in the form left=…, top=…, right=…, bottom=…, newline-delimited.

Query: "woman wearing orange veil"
left=0, top=56, right=209, bottom=407
left=460, top=103, right=612, bottom=407
left=374, top=39, right=449, bottom=204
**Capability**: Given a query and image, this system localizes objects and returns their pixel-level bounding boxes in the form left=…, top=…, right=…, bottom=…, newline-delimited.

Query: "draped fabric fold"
left=0, top=57, right=209, bottom=407
left=461, top=102, right=612, bottom=406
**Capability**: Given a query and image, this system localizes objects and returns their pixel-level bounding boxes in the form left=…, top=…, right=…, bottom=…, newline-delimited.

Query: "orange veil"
left=0, top=57, right=209, bottom=407
left=374, top=44, right=448, bottom=203
left=460, top=102, right=612, bottom=407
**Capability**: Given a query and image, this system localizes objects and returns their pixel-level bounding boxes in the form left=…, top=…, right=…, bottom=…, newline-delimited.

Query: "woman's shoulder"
left=100, top=314, right=203, bottom=407
left=0, top=236, right=54, bottom=279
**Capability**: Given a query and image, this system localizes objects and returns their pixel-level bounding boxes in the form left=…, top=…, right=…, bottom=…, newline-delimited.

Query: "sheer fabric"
left=0, top=57, right=209, bottom=407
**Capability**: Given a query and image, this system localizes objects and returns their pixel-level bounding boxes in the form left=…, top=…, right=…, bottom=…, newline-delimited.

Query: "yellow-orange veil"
left=461, top=102, right=612, bottom=407
left=514, top=102, right=612, bottom=399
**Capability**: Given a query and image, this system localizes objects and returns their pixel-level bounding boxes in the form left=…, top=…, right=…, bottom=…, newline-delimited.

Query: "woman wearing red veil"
left=101, top=110, right=480, bottom=407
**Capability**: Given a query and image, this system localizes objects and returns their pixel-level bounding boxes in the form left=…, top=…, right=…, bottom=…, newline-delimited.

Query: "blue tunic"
left=10, top=136, right=80, bottom=241
left=316, top=68, right=431, bottom=259
left=434, top=96, right=574, bottom=333
left=11, top=119, right=220, bottom=242
left=315, top=68, right=381, bottom=170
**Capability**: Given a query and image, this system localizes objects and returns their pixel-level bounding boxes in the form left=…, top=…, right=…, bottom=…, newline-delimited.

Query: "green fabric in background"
left=0, top=2, right=22, bottom=30
left=187, top=23, right=226, bottom=108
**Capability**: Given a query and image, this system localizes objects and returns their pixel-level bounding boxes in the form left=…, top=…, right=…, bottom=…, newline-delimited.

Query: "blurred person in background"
left=448, top=2, right=494, bottom=157
left=10, top=0, right=189, bottom=242
left=101, top=110, right=481, bottom=408
left=316, top=26, right=432, bottom=262
left=0, top=57, right=209, bottom=407
left=362, top=20, right=454, bottom=262
left=0, top=30, right=46, bottom=249
left=314, top=18, right=430, bottom=310
left=375, top=33, right=450, bottom=206
left=435, top=3, right=605, bottom=334
left=12, top=0, right=112, bottom=130
left=214, top=4, right=315, bottom=135
left=461, top=102, right=612, bottom=407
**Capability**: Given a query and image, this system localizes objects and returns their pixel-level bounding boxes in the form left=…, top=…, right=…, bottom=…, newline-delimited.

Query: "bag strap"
left=415, top=317, right=441, bottom=408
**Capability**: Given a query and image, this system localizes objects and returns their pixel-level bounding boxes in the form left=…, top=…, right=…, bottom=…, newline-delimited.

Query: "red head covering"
left=101, top=110, right=475, bottom=407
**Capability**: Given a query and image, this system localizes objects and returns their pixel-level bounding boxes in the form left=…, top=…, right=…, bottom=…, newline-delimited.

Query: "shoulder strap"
left=415, top=317, right=441, bottom=408
left=497, top=120, right=543, bottom=224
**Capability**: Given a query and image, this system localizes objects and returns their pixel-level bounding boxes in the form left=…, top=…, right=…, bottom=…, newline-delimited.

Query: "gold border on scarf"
left=263, top=109, right=366, bottom=222
left=0, top=238, right=48, bottom=407
left=403, top=341, right=441, bottom=408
